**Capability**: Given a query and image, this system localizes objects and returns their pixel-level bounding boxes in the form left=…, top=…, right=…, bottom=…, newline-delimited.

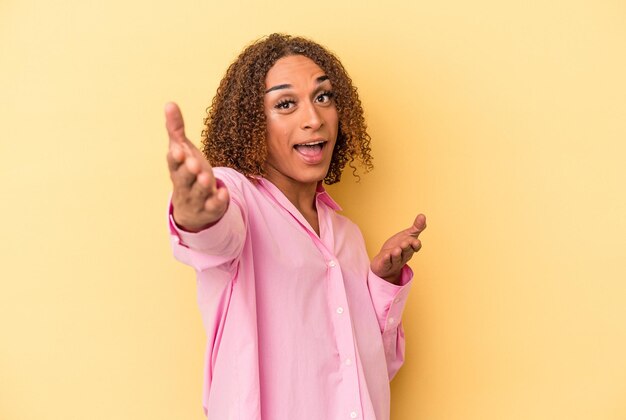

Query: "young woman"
left=166, top=33, right=426, bottom=420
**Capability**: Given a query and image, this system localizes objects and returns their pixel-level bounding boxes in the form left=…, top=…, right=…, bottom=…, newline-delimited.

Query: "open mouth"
left=293, top=140, right=327, bottom=157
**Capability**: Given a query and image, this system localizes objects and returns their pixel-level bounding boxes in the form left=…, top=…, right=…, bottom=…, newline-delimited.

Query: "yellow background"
left=2, top=0, right=625, bottom=419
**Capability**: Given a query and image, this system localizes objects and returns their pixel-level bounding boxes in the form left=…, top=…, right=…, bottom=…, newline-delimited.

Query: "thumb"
left=409, top=213, right=427, bottom=236
left=165, top=102, right=188, bottom=145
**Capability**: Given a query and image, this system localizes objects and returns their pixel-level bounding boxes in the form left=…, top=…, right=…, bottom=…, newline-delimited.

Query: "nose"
left=300, top=100, right=323, bottom=131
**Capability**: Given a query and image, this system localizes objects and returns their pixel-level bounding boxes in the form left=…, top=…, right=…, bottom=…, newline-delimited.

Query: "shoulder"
left=213, top=167, right=259, bottom=194
left=213, top=167, right=250, bottom=184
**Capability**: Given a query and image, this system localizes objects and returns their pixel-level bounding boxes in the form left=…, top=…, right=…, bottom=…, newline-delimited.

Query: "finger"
left=377, top=253, right=393, bottom=274
left=410, top=238, right=422, bottom=253
left=188, top=173, right=213, bottom=203
left=165, top=102, right=189, bottom=146
left=408, top=213, right=427, bottom=236
left=167, top=144, right=185, bottom=172
left=390, top=247, right=403, bottom=267
left=400, top=241, right=415, bottom=263
left=171, top=158, right=198, bottom=189
left=185, top=156, right=202, bottom=175
left=186, top=159, right=218, bottom=195
left=204, top=185, right=230, bottom=215
left=196, top=171, right=213, bottom=188
left=216, top=185, right=229, bottom=203
left=188, top=166, right=219, bottom=200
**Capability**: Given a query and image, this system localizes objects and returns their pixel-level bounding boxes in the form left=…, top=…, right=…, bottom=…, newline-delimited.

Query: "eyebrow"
left=264, top=75, right=329, bottom=94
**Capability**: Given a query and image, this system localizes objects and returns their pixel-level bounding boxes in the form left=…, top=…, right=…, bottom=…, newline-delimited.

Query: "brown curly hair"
left=201, top=33, right=373, bottom=184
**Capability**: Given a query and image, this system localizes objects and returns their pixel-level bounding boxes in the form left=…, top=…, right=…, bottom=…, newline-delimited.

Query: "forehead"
left=265, top=55, right=327, bottom=88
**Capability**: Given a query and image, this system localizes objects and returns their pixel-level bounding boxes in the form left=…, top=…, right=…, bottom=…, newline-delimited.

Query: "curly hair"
left=201, top=34, right=373, bottom=185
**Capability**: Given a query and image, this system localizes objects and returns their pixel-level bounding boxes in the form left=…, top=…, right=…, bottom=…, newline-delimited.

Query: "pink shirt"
left=169, top=167, right=413, bottom=420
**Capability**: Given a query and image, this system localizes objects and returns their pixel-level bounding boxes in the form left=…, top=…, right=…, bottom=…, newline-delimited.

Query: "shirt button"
left=350, top=411, right=358, bottom=418
left=336, top=307, right=344, bottom=314
left=394, top=297, right=401, bottom=303
left=388, top=317, right=395, bottom=324
left=328, top=260, right=336, bottom=268
left=345, top=357, right=352, bottom=366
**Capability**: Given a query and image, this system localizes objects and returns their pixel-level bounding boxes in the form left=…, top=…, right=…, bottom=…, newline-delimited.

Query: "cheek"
left=266, top=117, right=293, bottom=144
left=325, top=107, right=339, bottom=130
left=265, top=120, right=280, bottom=143
left=328, top=114, right=339, bottom=141
left=265, top=121, right=292, bottom=158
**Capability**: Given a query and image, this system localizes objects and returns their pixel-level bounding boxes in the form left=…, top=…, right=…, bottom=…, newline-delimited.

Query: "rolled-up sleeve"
left=367, top=265, right=413, bottom=380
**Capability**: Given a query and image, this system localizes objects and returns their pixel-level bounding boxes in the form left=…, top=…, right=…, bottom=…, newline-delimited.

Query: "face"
left=263, top=54, right=338, bottom=191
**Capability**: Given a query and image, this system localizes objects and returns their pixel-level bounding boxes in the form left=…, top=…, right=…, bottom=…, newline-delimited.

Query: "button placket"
left=324, top=253, right=361, bottom=418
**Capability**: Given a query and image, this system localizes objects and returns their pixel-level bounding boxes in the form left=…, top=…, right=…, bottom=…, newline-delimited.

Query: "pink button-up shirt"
left=169, top=167, right=413, bottom=420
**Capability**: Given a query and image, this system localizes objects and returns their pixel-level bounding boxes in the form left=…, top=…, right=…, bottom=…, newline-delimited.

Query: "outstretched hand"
left=370, top=214, right=427, bottom=284
left=166, top=102, right=229, bottom=232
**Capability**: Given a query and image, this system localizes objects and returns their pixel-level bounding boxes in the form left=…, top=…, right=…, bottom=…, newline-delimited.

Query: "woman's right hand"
left=165, top=102, right=230, bottom=232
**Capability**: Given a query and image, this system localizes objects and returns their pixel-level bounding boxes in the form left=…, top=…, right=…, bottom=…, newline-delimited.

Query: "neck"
left=270, top=180, right=318, bottom=215
left=264, top=168, right=318, bottom=215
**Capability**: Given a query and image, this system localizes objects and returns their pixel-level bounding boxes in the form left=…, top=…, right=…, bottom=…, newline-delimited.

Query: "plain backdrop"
left=1, top=0, right=626, bottom=419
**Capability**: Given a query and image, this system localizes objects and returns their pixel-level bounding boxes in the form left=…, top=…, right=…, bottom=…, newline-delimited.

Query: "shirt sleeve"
left=168, top=176, right=247, bottom=273
left=367, top=265, right=413, bottom=380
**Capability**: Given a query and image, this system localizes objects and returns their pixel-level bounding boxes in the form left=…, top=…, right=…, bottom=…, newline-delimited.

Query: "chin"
left=298, top=165, right=331, bottom=183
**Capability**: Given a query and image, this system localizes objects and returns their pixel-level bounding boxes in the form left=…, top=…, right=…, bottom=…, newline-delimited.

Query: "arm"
left=367, top=266, right=413, bottom=380
left=166, top=102, right=229, bottom=232
left=169, top=191, right=245, bottom=271
left=369, top=214, right=427, bottom=379
left=165, top=102, right=245, bottom=271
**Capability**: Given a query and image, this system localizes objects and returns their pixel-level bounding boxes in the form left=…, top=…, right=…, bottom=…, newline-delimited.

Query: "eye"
left=315, top=91, right=334, bottom=105
left=275, top=99, right=296, bottom=110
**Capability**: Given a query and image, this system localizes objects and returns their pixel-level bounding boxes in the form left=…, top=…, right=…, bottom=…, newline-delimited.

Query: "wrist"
left=173, top=218, right=219, bottom=233
left=370, top=264, right=402, bottom=285
left=172, top=209, right=225, bottom=233
left=381, top=273, right=402, bottom=285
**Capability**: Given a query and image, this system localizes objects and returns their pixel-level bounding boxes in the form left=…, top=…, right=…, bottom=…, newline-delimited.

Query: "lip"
left=293, top=138, right=327, bottom=147
left=293, top=139, right=328, bottom=164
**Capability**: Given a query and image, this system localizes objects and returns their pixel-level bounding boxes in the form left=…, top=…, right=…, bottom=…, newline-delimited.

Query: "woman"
left=166, top=33, right=426, bottom=420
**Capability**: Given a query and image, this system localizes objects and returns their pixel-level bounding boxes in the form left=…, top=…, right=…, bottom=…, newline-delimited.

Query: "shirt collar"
left=255, top=177, right=342, bottom=213
left=315, top=182, right=342, bottom=212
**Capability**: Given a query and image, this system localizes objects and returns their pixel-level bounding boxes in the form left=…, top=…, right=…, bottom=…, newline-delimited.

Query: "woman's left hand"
left=370, top=214, right=427, bottom=284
